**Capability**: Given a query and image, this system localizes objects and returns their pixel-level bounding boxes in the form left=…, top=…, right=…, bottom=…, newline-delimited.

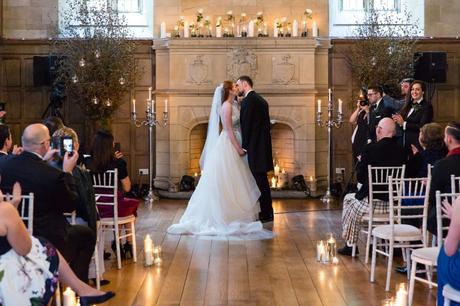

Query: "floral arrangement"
left=204, top=16, right=211, bottom=27
left=226, top=10, right=235, bottom=22
left=255, top=12, right=264, bottom=27
left=177, top=16, right=185, bottom=28
left=304, top=8, right=313, bottom=19
left=240, top=12, right=247, bottom=23
left=196, top=8, right=203, bottom=23
left=216, top=17, right=222, bottom=28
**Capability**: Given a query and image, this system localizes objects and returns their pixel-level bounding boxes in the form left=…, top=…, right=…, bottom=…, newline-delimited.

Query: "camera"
left=51, top=136, right=73, bottom=157
left=358, top=94, right=369, bottom=106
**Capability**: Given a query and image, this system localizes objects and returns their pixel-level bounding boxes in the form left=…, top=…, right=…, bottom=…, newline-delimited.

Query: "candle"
left=194, top=172, right=198, bottom=177
left=317, top=99, right=321, bottom=113
left=151, top=99, right=155, bottom=112
left=332, top=256, right=339, bottom=264
left=271, top=176, right=277, bottom=188
left=216, top=26, right=222, bottom=38
left=273, top=21, right=278, bottom=37
left=338, top=98, right=343, bottom=114
left=144, top=234, right=153, bottom=266
left=282, top=168, right=286, bottom=174
left=132, top=99, right=136, bottom=113
left=148, top=87, right=152, bottom=101
left=160, top=21, right=167, bottom=38
left=274, top=164, right=280, bottom=176
left=316, top=240, right=325, bottom=262
left=312, top=21, right=318, bottom=37
left=164, top=99, right=168, bottom=113
left=184, top=21, right=189, bottom=38
left=153, top=246, right=162, bottom=266
left=292, top=20, right=298, bottom=37
left=248, top=20, right=254, bottom=37
left=63, top=287, right=76, bottom=306
left=263, top=22, right=268, bottom=36
left=328, top=88, right=332, bottom=101
left=279, top=171, right=288, bottom=189
left=326, top=234, right=336, bottom=262
left=309, top=176, right=317, bottom=192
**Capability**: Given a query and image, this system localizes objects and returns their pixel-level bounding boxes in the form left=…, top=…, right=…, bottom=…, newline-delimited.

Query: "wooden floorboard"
left=96, top=198, right=438, bottom=306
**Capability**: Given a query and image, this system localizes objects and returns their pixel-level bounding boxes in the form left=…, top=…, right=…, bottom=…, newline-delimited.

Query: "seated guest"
left=0, top=125, right=22, bottom=157
left=392, top=80, right=434, bottom=151
left=428, top=122, right=460, bottom=235
left=338, top=118, right=406, bottom=255
left=407, top=122, right=447, bottom=178
left=0, top=123, right=96, bottom=282
left=0, top=182, right=114, bottom=306
left=437, top=197, right=460, bottom=306
left=84, top=130, right=139, bottom=258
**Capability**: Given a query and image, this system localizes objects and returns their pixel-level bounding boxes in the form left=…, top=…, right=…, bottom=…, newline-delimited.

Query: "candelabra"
left=131, top=92, right=169, bottom=205
left=316, top=89, right=344, bottom=205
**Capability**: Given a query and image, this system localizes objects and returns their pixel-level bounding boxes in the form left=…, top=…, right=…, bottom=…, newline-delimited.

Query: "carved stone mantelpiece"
left=152, top=38, right=330, bottom=189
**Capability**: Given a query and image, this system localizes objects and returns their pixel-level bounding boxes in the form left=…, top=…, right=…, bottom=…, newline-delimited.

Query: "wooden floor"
left=98, top=198, right=437, bottom=306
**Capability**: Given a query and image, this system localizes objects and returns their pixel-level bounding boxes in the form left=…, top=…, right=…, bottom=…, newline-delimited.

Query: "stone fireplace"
left=152, top=38, right=330, bottom=190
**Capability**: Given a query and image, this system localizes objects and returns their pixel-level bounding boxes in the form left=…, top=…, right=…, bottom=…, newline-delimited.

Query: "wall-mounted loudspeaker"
left=33, top=56, right=59, bottom=87
left=413, top=52, right=447, bottom=83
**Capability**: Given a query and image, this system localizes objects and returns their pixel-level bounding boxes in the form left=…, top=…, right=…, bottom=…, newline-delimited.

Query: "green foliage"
left=54, top=0, right=139, bottom=122
left=345, top=9, right=421, bottom=96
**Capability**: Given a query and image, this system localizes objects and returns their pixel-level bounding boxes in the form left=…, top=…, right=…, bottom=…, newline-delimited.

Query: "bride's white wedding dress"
left=167, top=98, right=264, bottom=236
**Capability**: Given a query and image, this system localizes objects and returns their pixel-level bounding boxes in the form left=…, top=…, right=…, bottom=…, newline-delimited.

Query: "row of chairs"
left=352, top=165, right=460, bottom=305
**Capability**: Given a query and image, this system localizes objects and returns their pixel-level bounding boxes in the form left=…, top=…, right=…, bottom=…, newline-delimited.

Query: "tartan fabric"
left=341, top=193, right=389, bottom=244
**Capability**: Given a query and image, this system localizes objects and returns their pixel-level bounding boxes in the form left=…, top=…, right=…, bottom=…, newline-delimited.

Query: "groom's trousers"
left=251, top=171, right=273, bottom=218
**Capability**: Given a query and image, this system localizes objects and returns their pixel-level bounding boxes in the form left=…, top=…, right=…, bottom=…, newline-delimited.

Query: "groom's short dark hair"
left=238, top=75, right=253, bottom=87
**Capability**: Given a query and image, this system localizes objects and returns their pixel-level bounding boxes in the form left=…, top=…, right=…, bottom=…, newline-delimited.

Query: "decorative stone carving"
left=227, top=48, right=258, bottom=80
left=186, top=55, right=211, bottom=85
left=272, top=54, right=296, bottom=84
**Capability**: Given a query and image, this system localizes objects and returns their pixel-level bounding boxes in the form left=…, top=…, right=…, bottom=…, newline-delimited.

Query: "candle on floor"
left=332, top=256, right=339, bottom=264
left=309, top=176, right=317, bottom=192
left=316, top=240, right=325, bottom=262
left=144, top=234, right=153, bottom=266
left=274, top=164, right=280, bottom=176
left=153, top=246, right=162, bottom=266
left=271, top=176, right=277, bottom=188
left=326, top=233, right=337, bottom=261
left=394, top=283, right=408, bottom=306
left=63, top=287, right=76, bottom=306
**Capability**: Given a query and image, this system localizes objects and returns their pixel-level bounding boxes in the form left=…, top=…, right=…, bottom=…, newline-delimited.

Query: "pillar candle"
left=273, top=22, right=278, bottom=37
left=263, top=23, right=268, bottom=36
left=132, top=99, right=136, bottom=113
left=316, top=241, right=325, bottom=262
left=274, top=164, right=280, bottom=176
left=63, top=287, right=76, bottom=306
left=338, top=99, right=343, bottom=114
left=216, top=26, right=222, bottom=38
left=292, top=20, right=298, bottom=37
left=317, top=99, right=321, bottom=113
left=160, top=22, right=167, bottom=38
left=248, top=20, right=254, bottom=37
left=165, top=99, right=168, bottom=113
left=310, top=176, right=317, bottom=192
left=271, top=176, right=277, bottom=188
left=184, top=21, right=189, bottom=38
left=312, top=21, right=318, bottom=37
left=144, top=234, right=153, bottom=266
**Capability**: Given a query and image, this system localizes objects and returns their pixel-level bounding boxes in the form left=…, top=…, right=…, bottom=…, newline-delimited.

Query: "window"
left=59, top=0, right=153, bottom=38
left=329, top=0, right=424, bottom=37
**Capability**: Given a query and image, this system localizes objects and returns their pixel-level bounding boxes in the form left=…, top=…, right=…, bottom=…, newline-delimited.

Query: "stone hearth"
left=152, top=38, right=330, bottom=190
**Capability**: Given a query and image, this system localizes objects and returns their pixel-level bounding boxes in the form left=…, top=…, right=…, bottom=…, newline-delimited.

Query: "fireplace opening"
left=189, top=123, right=208, bottom=175
left=271, top=122, right=295, bottom=175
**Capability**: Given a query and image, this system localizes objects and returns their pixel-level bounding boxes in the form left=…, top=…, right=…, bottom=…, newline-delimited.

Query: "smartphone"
left=61, top=136, right=73, bottom=157
left=114, top=142, right=121, bottom=152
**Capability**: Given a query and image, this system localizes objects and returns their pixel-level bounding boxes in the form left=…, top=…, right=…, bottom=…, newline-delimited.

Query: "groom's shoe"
left=259, top=214, right=274, bottom=223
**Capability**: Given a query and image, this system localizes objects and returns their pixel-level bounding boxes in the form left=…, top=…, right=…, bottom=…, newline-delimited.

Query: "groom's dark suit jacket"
left=240, top=91, right=273, bottom=173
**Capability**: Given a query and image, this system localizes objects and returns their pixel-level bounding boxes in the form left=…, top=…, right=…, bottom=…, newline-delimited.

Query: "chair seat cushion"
left=443, top=284, right=460, bottom=300
left=411, top=247, right=439, bottom=263
left=372, top=224, right=422, bottom=240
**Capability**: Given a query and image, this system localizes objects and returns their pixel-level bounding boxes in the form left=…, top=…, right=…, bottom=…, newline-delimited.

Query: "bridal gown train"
left=167, top=102, right=264, bottom=236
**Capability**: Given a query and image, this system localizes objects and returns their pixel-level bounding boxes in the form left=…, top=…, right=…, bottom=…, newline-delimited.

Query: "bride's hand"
left=237, top=148, right=246, bottom=156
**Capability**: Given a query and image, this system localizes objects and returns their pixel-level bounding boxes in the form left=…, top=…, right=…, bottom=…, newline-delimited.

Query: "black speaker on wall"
left=413, top=51, right=447, bottom=83
left=33, top=56, right=60, bottom=87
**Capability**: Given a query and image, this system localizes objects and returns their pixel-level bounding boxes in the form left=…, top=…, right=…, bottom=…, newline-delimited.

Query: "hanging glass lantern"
left=105, top=98, right=112, bottom=107
left=71, top=74, right=78, bottom=83
left=92, top=96, right=99, bottom=105
left=119, top=77, right=126, bottom=85
left=79, top=58, right=86, bottom=67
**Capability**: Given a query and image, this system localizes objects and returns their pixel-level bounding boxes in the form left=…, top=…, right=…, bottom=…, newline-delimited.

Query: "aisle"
left=99, top=198, right=436, bottom=306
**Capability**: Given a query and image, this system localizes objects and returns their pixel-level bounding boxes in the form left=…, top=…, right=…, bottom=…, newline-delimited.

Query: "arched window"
left=329, top=0, right=424, bottom=37
left=59, top=0, right=153, bottom=38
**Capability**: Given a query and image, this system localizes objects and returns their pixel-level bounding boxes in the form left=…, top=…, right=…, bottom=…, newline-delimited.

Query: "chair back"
left=368, top=165, right=406, bottom=216
left=427, top=164, right=433, bottom=179
left=91, top=169, right=118, bottom=220
left=450, top=175, right=460, bottom=194
left=388, top=176, right=430, bottom=245
left=4, top=193, right=34, bottom=234
left=435, top=191, right=459, bottom=247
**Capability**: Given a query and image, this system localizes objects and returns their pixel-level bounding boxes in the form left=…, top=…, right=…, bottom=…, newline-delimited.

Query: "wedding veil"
left=199, top=84, right=223, bottom=170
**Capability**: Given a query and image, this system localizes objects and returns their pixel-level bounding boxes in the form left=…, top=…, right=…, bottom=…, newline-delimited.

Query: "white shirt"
left=244, top=89, right=254, bottom=98
left=403, top=98, right=423, bottom=130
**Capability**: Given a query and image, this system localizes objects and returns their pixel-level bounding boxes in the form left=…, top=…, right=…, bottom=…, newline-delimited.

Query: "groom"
left=237, top=76, right=274, bottom=223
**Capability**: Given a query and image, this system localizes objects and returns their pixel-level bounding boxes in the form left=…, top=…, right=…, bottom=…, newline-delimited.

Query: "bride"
left=167, top=81, right=264, bottom=236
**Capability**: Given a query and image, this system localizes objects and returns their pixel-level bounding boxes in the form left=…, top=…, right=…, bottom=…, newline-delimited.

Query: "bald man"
left=0, top=123, right=96, bottom=282
left=338, top=118, right=407, bottom=256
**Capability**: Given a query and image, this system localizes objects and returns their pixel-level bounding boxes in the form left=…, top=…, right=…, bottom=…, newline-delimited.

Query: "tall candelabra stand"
left=131, top=97, right=169, bottom=205
left=316, top=89, right=344, bottom=205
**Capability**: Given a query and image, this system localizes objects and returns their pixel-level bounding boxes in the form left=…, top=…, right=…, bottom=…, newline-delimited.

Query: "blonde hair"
left=53, top=127, right=79, bottom=144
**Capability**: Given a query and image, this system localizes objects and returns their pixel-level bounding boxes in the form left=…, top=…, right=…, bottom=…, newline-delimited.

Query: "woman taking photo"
left=84, top=130, right=139, bottom=259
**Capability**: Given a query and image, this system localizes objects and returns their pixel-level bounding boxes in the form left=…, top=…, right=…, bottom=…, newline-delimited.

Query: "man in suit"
left=0, top=124, right=22, bottom=157
left=338, top=118, right=406, bottom=255
left=367, top=85, right=393, bottom=143
left=237, top=75, right=274, bottom=223
left=0, top=123, right=96, bottom=282
left=427, top=121, right=460, bottom=235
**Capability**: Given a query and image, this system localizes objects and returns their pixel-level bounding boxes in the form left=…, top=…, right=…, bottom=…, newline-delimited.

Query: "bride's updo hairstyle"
left=222, top=80, right=234, bottom=103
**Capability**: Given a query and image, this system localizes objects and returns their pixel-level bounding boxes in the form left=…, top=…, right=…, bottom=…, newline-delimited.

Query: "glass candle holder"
left=326, top=233, right=336, bottom=262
